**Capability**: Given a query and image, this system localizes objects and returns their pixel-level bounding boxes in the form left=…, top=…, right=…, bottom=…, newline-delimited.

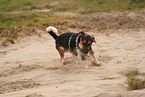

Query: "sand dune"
left=0, top=28, right=145, bottom=97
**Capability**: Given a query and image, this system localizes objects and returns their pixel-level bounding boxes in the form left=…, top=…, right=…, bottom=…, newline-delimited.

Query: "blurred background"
left=0, top=0, right=145, bottom=45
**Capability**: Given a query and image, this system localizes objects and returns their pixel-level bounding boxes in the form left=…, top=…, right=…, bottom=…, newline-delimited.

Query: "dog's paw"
left=61, top=59, right=67, bottom=65
left=81, top=64, right=89, bottom=68
left=81, top=65, right=89, bottom=68
left=92, top=61, right=102, bottom=66
left=63, top=62, right=67, bottom=65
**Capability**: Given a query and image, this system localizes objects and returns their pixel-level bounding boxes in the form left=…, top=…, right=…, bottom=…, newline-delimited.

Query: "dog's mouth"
left=81, top=52, right=88, bottom=57
left=81, top=48, right=90, bottom=56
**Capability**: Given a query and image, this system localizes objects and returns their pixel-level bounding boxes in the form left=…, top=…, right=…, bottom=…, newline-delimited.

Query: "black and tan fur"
left=46, top=26, right=100, bottom=68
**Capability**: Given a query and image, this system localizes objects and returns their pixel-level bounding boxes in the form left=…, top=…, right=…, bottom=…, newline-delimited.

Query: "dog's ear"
left=79, top=31, right=85, bottom=36
left=92, top=36, right=96, bottom=43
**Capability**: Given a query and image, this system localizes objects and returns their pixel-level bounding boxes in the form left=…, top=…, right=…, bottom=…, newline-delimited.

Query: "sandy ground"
left=0, top=28, right=145, bottom=97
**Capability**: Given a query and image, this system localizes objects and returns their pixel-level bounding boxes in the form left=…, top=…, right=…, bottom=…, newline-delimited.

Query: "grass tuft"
left=124, top=69, right=139, bottom=78
left=123, top=69, right=145, bottom=90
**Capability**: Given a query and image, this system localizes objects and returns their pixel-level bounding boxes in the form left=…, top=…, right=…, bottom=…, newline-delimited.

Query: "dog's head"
left=79, top=31, right=96, bottom=56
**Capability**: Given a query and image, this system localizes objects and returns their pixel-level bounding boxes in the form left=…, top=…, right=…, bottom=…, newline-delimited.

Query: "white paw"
left=92, top=61, right=102, bottom=66
left=62, top=59, right=67, bottom=65
left=81, top=64, right=89, bottom=68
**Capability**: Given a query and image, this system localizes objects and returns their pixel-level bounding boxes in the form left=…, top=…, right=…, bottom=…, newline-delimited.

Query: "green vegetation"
left=0, top=12, right=68, bottom=28
left=0, top=0, right=145, bottom=12
left=123, top=69, right=145, bottom=90
left=0, top=0, right=53, bottom=12
left=0, top=11, right=69, bottom=46
left=0, top=0, right=145, bottom=44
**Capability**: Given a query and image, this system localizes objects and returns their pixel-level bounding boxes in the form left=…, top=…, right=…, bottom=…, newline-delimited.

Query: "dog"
left=46, top=26, right=100, bottom=68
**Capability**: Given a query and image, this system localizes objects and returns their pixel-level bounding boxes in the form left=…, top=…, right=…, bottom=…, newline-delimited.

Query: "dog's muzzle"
left=81, top=47, right=91, bottom=56
left=82, top=49, right=89, bottom=54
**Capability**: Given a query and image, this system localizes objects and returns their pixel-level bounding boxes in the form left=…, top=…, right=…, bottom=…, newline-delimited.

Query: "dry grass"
left=0, top=12, right=70, bottom=46
left=123, top=69, right=145, bottom=90
left=1, top=0, right=145, bottom=45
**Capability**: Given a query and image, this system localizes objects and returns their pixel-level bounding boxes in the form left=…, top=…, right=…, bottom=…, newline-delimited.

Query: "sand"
left=0, top=28, right=145, bottom=97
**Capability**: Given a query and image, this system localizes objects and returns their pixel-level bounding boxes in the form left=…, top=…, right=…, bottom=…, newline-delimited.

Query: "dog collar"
left=76, top=34, right=92, bottom=53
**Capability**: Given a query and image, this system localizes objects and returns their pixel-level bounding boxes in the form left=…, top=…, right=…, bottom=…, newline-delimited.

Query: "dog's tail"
left=46, top=26, right=58, bottom=40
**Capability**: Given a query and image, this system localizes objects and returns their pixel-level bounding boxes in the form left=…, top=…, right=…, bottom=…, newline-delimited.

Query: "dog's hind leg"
left=57, top=47, right=65, bottom=64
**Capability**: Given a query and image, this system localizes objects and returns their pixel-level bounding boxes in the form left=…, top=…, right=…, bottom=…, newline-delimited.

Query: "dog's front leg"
left=89, top=49, right=101, bottom=66
left=76, top=49, right=88, bottom=68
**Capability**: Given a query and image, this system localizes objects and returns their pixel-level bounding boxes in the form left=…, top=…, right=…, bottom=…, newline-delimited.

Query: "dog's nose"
left=82, top=49, right=88, bottom=54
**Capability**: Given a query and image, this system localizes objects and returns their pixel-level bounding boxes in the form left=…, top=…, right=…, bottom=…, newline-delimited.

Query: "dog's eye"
left=83, top=43, right=86, bottom=45
left=88, top=43, right=91, bottom=46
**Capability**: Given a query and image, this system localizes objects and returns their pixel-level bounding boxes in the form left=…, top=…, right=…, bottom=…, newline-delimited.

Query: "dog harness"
left=75, top=34, right=81, bottom=50
left=68, top=34, right=81, bottom=51
left=68, top=34, right=74, bottom=51
left=68, top=34, right=91, bottom=53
